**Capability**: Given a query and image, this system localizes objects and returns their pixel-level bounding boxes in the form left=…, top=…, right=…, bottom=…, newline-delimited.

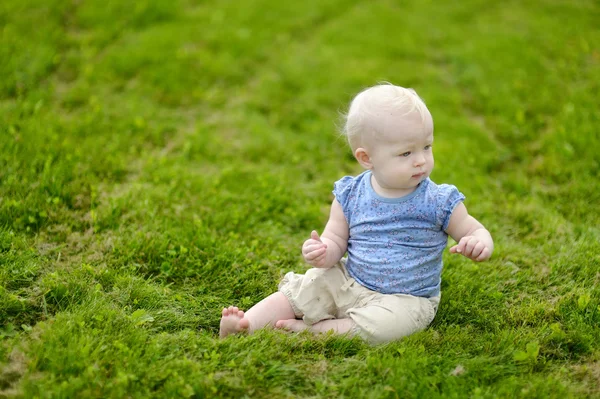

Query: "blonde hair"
left=342, top=83, right=430, bottom=150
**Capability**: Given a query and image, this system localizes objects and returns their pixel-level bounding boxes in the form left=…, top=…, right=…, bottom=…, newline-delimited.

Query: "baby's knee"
left=278, top=266, right=348, bottom=325
left=294, top=266, right=343, bottom=293
left=348, top=296, right=436, bottom=345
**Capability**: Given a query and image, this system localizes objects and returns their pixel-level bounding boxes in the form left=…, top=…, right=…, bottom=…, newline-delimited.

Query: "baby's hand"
left=302, top=230, right=328, bottom=267
left=450, top=235, right=492, bottom=262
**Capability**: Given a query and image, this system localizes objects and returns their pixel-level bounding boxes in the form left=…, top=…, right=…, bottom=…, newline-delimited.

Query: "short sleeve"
left=332, top=175, right=354, bottom=209
left=435, top=184, right=465, bottom=230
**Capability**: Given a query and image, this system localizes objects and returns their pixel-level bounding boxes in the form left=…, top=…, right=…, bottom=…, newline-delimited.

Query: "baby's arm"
left=302, top=199, right=349, bottom=268
left=445, top=203, right=494, bottom=262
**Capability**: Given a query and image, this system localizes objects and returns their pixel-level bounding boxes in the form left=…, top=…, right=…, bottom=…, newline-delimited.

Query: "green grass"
left=1, top=0, right=599, bottom=397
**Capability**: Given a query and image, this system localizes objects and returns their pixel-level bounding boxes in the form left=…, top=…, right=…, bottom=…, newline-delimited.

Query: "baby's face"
left=365, top=110, right=435, bottom=197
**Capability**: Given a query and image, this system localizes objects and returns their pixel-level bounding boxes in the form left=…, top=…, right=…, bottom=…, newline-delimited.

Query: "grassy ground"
left=1, top=0, right=599, bottom=397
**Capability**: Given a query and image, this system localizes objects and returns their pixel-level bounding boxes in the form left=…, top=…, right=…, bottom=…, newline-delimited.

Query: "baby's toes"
left=239, top=318, right=250, bottom=330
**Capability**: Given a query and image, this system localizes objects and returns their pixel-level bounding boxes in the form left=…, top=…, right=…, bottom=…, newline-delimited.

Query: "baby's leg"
left=275, top=318, right=356, bottom=335
left=219, top=292, right=295, bottom=338
left=347, top=294, right=436, bottom=344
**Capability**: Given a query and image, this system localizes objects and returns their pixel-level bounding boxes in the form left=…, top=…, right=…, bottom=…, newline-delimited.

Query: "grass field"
left=1, top=0, right=599, bottom=397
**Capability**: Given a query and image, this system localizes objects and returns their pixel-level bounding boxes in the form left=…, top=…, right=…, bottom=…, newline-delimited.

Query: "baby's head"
left=342, top=83, right=435, bottom=196
left=342, top=83, right=433, bottom=152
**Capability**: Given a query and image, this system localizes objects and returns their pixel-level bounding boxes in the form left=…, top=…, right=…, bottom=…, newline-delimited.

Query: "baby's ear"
left=354, top=148, right=372, bottom=169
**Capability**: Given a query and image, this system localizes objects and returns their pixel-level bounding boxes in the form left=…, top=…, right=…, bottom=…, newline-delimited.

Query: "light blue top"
left=333, top=171, right=465, bottom=297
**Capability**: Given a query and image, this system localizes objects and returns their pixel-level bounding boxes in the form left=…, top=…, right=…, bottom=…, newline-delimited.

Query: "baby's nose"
left=414, top=154, right=426, bottom=166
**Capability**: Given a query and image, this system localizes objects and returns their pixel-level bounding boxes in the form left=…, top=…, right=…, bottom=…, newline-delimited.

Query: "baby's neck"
left=370, top=174, right=418, bottom=199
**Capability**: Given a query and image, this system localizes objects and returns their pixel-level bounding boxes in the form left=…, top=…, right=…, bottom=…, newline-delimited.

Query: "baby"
left=219, top=83, right=494, bottom=344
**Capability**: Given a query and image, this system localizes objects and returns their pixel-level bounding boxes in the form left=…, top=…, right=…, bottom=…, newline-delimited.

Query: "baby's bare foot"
left=219, top=306, right=250, bottom=338
left=275, top=319, right=309, bottom=333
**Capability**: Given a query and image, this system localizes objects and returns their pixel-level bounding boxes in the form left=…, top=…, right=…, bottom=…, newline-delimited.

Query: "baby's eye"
left=424, top=145, right=432, bottom=150
left=400, top=152, right=411, bottom=157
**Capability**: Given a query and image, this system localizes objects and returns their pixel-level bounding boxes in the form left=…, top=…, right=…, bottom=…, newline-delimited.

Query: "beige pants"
left=279, top=261, right=439, bottom=345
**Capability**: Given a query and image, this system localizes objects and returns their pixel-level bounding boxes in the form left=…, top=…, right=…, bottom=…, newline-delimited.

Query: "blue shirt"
left=333, top=171, right=465, bottom=297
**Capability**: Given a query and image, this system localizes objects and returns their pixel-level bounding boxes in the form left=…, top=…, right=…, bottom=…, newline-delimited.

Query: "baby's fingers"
left=304, top=247, right=327, bottom=261
left=450, top=237, right=469, bottom=254
left=311, top=230, right=323, bottom=243
left=468, top=241, right=485, bottom=260
left=475, top=247, right=492, bottom=262
left=451, top=236, right=492, bottom=262
left=302, top=243, right=327, bottom=255
left=463, top=237, right=480, bottom=257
